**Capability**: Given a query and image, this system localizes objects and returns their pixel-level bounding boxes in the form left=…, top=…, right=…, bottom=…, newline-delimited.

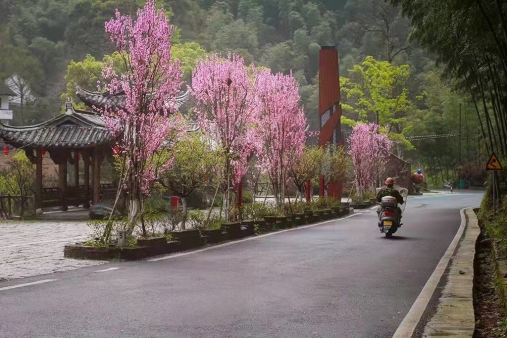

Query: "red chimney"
left=318, top=46, right=343, bottom=199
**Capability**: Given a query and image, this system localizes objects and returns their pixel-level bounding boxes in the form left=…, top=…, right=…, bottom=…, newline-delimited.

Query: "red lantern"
left=3, top=146, right=8, bottom=156
left=41, top=148, right=46, bottom=156
left=113, top=146, right=119, bottom=155
left=77, top=153, right=81, bottom=161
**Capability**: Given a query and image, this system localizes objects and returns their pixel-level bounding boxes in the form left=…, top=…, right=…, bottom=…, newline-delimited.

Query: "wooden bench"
left=98, top=184, right=118, bottom=202
left=42, top=188, right=62, bottom=208
left=64, top=185, right=89, bottom=207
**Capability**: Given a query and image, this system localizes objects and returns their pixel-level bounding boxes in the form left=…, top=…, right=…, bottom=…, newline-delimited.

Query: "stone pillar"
left=35, top=149, right=43, bottom=209
left=74, top=151, right=80, bottom=187
left=83, top=149, right=90, bottom=208
left=93, top=148, right=101, bottom=204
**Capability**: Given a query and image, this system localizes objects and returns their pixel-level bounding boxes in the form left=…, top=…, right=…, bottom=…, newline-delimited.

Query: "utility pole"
left=376, top=111, right=380, bottom=188
left=465, top=103, right=469, bottom=161
left=459, top=103, right=462, bottom=164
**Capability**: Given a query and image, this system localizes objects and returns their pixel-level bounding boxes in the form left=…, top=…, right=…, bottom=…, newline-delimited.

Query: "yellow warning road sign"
left=486, top=152, right=503, bottom=171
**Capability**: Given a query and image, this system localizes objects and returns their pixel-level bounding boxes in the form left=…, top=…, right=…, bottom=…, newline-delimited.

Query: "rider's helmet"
left=385, top=177, right=394, bottom=187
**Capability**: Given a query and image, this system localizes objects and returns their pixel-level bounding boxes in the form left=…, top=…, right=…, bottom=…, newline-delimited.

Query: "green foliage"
left=171, top=42, right=207, bottom=81
left=61, top=52, right=125, bottom=108
left=159, top=130, right=219, bottom=199
left=321, top=145, right=349, bottom=188
left=187, top=209, right=205, bottom=228
left=341, top=56, right=413, bottom=149
left=242, top=202, right=277, bottom=220
left=350, top=189, right=376, bottom=204
left=0, top=150, right=35, bottom=217
left=166, top=208, right=183, bottom=231
left=242, top=190, right=253, bottom=204
left=290, top=145, right=324, bottom=192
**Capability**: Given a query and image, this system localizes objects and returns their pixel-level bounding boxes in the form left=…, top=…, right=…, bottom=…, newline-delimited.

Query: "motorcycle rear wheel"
left=385, top=232, right=393, bottom=238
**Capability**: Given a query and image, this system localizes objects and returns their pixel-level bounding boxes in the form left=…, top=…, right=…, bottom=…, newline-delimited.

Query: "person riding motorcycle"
left=376, top=177, right=404, bottom=224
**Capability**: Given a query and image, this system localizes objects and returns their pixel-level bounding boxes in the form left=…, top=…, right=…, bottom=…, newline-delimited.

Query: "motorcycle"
left=376, top=186, right=408, bottom=238
left=378, top=196, right=400, bottom=237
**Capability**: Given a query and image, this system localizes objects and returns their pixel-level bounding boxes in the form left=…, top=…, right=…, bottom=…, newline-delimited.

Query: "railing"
left=0, top=194, right=35, bottom=219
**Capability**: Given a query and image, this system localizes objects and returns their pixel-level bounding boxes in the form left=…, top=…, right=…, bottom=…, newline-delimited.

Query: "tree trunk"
left=181, top=196, right=187, bottom=230
left=128, top=197, right=141, bottom=235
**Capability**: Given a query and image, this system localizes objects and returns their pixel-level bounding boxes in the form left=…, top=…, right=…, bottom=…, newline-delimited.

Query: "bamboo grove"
left=391, top=0, right=507, bottom=157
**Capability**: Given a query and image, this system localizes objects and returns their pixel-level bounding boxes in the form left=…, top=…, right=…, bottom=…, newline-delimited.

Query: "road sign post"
left=486, top=153, right=503, bottom=215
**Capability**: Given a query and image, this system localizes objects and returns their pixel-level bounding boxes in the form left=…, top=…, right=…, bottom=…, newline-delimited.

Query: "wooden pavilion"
left=0, top=100, right=114, bottom=210
left=0, top=86, right=191, bottom=211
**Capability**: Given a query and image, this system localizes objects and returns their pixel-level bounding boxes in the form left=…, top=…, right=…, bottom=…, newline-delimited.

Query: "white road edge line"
left=392, top=206, right=477, bottom=338
left=149, top=213, right=362, bottom=262
left=94, top=267, right=120, bottom=273
left=0, top=279, right=57, bottom=292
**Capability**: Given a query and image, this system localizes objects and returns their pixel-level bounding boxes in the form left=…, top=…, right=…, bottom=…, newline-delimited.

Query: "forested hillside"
left=0, top=0, right=485, bottom=185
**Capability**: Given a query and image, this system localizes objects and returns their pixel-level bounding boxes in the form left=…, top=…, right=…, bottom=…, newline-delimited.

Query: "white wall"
left=0, top=95, right=9, bottom=109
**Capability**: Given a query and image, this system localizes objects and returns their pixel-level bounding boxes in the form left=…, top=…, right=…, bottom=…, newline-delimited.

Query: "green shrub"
left=211, top=194, right=223, bottom=208
left=243, top=202, right=277, bottom=220
left=187, top=209, right=205, bottom=228
left=167, top=208, right=183, bottom=231
left=242, top=190, right=254, bottom=204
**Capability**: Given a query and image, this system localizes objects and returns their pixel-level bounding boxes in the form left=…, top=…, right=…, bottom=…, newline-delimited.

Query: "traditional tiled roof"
left=0, top=81, right=16, bottom=96
left=75, top=86, right=190, bottom=112
left=0, top=100, right=112, bottom=149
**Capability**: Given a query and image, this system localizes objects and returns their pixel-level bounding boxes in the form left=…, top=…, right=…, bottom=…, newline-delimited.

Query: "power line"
left=405, top=134, right=460, bottom=141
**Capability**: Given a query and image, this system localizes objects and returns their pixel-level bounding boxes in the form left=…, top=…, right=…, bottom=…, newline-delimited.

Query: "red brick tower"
left=318, top=46, right=343, bottom=199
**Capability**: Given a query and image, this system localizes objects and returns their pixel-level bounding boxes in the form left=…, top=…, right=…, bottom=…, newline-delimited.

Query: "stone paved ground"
left=0, top=221, right=106, bottom=281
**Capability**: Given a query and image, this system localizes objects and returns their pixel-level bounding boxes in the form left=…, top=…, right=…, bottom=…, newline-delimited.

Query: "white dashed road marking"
left=94, top=267, right=120, bottom=273
left=0, top=279, right=57, bottom=292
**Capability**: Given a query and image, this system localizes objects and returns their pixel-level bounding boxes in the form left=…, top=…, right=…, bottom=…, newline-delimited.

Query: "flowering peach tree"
left=348, top=123, right=391, bottom=197
left=100, top=1, right=183, bottom=236
left=254, top=70, right=308, bottom=207
left=191, top=53, right=257, bottom=220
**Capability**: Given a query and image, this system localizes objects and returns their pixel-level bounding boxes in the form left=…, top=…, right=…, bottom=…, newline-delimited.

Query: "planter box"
left=351, top=202, right=371, bottom=209
left=315, top=210, right=326, bottom=221
left=286, top=215, right=295, bottom=228
left=241, top=220, right=255, bottom=236
left=275, top=216, right=288, bottom=229
left=170, top=229, right=204, bottom=249
left=294, top=213, right=306, bottom=226
left=221, top=222, right=242, bottom=239
left=331, top=207, right=341, bottom=214
left=264, top=216, right=277, bottom=225
left=136, top=237, right=169, bottom=256
left=64, top=241, right=182, bottom=261
left=322, top=209, right=332, bottom=220
left=201, top=228, right=224, bottom=244
left=137, top=237, right=167, bottom=248
left=254, top=220, right=269, bottom=233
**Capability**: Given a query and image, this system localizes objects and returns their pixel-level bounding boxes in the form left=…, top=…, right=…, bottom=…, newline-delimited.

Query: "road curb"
left=421, top=208, right=479, bottom=337
left=393, top=207, right=479, bottom=338
left=492, top=242, right=507, bottom=314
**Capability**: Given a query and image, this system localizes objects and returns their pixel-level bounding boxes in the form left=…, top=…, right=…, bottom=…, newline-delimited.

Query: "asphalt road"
left=0, top=192, right=482, bottom=337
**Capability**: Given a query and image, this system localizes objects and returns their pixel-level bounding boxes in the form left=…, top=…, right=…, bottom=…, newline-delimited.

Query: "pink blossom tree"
left=191, top=53, right=257, bottom=221
left=348, top=123, right=391, bottom=197
left=100, top=1, right=183, bottom=237
left=254, top=69, right=308, bottom=207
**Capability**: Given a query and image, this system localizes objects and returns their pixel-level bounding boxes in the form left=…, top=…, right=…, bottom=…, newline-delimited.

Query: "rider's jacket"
left=376, top=186, right=404, bottom=204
